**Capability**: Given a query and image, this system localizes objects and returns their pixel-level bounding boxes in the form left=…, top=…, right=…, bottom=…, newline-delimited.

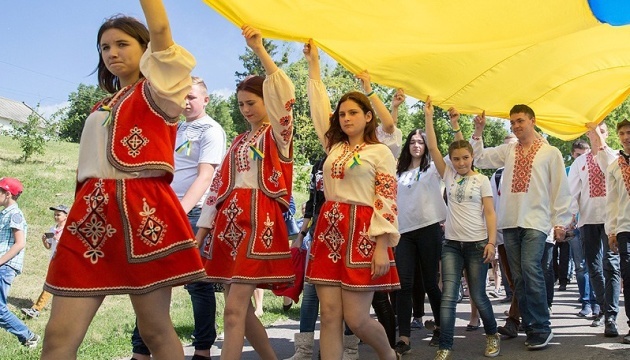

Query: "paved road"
left=127, top=283, right=630, bottom=359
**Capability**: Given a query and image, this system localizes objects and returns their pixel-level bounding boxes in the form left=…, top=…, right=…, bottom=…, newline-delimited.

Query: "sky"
left=0, top=0, right=307, bottom=117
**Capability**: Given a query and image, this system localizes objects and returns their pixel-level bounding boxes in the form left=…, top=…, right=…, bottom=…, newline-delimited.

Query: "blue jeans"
left=132, top=206, right=216, bottom=354
left=0, top=265, right=33, bottom=343
left=395, top=223, right=443, bottom=338
left=568, top=230, right=595, bottom=304
left=299, top=283, right=320, bottom=332
left=581, top=224, right=620, bottom=319
left=503, top=228, right=551, bottom=334
left=439, top=239, right=497, bottom=350
left=541, top=242, right=554, bottom=308
left=617, top=232, right=630, bottom=324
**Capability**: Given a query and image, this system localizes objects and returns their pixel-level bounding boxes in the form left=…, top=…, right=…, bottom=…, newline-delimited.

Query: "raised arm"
left=447, top=107, right=464, bottom=142
left=390, top=88, right=405, bottom=126
left=140, top=0, right=173, bottom=52
left=424, top=96, right=447, bottom=178
left=304, top=40, right=331, bottom=150
left=356, top=71, right=395, bottom=134
left=242, top=25, right=278, bottom=76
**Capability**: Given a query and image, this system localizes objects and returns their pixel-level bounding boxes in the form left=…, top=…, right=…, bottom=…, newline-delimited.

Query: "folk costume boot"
left=342, top=334, right=360, bottom=360
left=284, top=332, right=314, bottom=360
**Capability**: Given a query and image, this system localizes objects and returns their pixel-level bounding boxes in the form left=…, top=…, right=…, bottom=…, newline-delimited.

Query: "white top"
left=470, top=137, right=572, bottom=233
left=197, top=69, right=295, bottom=228
left=46, top=224, right=63, bottom=259
left=308, top=78, right=400, bottom=247
left=77, top=43, right=195, bottom=182
left=567, top=150, right=609, bottom=227
left=597, top=148, right=630, bottom=236
left=376, top=124, right=403, bottom=158
left=397, top=163, right=447, bottom=233
left=172, top=115, right=227, bottom=206
left=490, top=168, right=505, bottom=246
left=443, top=163, right=492, bottom=242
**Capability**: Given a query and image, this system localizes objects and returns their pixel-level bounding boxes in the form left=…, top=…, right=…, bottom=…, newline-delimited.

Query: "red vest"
left=214, top=125, right=293, bottom=211
left=92, top=80, right=179, bottom=181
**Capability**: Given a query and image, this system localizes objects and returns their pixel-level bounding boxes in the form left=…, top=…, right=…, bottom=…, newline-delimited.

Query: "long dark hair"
left=236, top=75, right=265, bottom=99
left=325, top=92, right=379, bottom=151
left=397, top=129, right=431, bottom=175
left=94, top=15, right=150, bottom=93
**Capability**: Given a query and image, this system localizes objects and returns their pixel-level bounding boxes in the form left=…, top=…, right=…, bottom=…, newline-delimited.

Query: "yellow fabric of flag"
left=203, top=0, right=630, bottom=140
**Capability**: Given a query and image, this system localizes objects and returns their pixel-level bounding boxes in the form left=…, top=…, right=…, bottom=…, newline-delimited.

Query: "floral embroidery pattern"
left=619, top=156, right=630, bottom=196
left=331, top=143, right=365, bottom=179
left=285, top=98, right=296, bottom=111
left=218, top=198, right=245, bottom=260
left=279, top=115, right=291, bottom=126
left=390, top=204, right=398, bottom=215
left=511, top=139, right=543, bottom=193
left=261, top=214, right=274, bottom=248
left=383, top=213, right=395, bottom=224
left=357, top=225, right=374, bottom=258
left=455, top=176, right=468, bottom=203
left=236, top=124, right=268, bottom=173
left=374, top=199, right=384, bottom=210
left=318, top=202, right=345, bottom=263
left=268, top=170, right=281, bottom=187
left=281, top=125, right=292, bottom=143
left=586, top=153, right=606, bottom=198
left=121, top=126, right=149, bottom=158
left=137, top=198, right=167, bottom=247
left=375, top=172, right=397, bottom=200
left=66, top=180, right=116, bottom=264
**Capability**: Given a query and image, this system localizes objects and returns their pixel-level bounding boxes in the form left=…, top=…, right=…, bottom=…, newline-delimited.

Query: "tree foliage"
left=57, top=84, right=108, bottom=143
left=2, top=105, right=53, bottom=162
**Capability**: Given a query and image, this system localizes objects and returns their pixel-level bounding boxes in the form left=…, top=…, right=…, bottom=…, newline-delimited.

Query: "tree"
left=57, top=84, right=108, bottom=143
left=206, top=93, right=237, bottom=142
left=2, top=104, right=52, bottom=162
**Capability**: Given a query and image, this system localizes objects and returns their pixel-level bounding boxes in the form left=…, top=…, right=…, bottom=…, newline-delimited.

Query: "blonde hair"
left=191, top=76, right=208, bottom=95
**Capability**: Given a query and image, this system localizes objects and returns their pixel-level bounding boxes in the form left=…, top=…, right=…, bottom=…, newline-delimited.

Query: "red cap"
left=0, top=177, right=24, bottom=196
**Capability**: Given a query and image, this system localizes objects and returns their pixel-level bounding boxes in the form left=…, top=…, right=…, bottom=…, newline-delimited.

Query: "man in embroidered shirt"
left=0, top=177, right=39, bottom=348
left=131, top=77, right=227, bottom=360
left=568, top=123, right=621, bottom=336
left=469, top=105, right=571, bottom=350
left=591, top=119, right=630, bottom=343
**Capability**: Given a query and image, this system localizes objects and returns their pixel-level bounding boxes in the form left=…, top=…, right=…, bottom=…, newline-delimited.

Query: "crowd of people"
left=0, top=1, right=629, bottom=360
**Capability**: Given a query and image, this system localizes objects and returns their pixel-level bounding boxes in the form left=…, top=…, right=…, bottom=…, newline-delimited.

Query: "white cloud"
left=39, top=101, right=69, bottom=120
left=210, top=88, right=233, bottom=100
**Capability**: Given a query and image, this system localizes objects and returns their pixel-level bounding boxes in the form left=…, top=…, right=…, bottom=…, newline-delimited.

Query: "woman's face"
left=409, top=132, right=425, bottom=159
left=237, top=90, right=267, bottom=126
left=99, top=28, right=144, bottom=86
left=338, top=99, right=371, bottom=138
left=450, top=147, right=474, bottom=175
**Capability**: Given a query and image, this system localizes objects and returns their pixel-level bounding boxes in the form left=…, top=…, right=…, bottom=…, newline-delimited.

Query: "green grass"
left=0, top=135, right=303, bottom=359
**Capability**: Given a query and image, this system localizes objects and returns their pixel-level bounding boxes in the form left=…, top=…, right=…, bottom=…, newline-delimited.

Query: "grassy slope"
left=0, top=135, right=303, bottom=359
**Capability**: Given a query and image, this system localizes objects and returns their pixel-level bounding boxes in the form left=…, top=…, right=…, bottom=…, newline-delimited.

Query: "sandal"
left=466, top=320, right=481, bottom=331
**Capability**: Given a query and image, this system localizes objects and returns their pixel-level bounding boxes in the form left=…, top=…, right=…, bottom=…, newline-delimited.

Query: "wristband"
left=451, top=128, right=461, bottom=134
left=300, top=230, right=308, bottom=237
left=471, top=135, right=481, bottom=141
left=366, top=90, right=375, bottom=97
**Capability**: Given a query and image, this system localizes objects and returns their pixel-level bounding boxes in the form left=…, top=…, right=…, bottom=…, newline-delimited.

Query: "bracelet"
left=471, top=135, right=481, bottom=141
left=451, top=128, right=461, bottom=133
left=366, top=90, right=375, bottom=97
left=486, top=243, right=495, bottom=246
left=300, top=230, right=308, bottom=237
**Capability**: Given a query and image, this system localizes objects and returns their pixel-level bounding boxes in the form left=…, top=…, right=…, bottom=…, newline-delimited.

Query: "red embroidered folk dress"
left=304, top=79, right=400, bottom=291
left=44, top=43, right=206, bottom=296
left=197, top=69, right=295, bottom=290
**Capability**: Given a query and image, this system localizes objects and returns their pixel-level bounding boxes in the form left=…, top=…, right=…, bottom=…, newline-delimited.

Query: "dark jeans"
left=299, top=283, right=319, bottom=332
left=132, top=206, right=216, bottom=354
left=581, top=224, right=620, bottom=319
left=617, top=232, right=630, bottom=325
left=553, top=241, right=570, bottom=285
left=395, top=223, right=443, bottom=337
left=503, top=228, right=550, bottom=334
left=541, top=242, right=555, bottom=307
left=412, top=260, right=426, bottom=318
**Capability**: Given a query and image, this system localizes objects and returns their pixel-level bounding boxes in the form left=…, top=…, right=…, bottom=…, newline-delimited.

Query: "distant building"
left=0, top=96, right=45, bottom=131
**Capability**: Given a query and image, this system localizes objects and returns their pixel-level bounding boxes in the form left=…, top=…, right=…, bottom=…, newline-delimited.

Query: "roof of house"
left=0, top=96, right=34, bottom=124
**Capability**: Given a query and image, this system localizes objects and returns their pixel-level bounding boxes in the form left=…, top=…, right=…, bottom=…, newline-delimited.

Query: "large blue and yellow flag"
left=204, top=0, right=630, bottom=140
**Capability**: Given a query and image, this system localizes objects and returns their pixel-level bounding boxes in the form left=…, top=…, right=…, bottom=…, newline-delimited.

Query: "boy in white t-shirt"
left=21, top=205, right=68, bottom=319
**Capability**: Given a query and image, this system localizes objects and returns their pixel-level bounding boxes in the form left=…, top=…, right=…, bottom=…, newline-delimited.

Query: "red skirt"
left=44, top=177, right=206, bottom=296
left=305, top=201, right=400, bottom=291
left=201, top=188, right=294, bottom=290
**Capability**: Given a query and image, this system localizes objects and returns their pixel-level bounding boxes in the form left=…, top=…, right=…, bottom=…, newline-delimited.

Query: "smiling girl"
left=42, top=1, right=206, bottom=359
left=424, top=98, right=499, bottom=360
